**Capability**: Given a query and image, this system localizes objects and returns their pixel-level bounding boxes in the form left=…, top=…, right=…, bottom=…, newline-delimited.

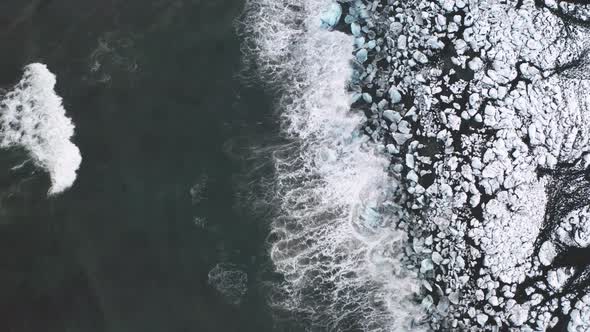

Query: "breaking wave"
left=240, top=0, right=423, bottom=330
left=0, top=63, right=81, bottom=195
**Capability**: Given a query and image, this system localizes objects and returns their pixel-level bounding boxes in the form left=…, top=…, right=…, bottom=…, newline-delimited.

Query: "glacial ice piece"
left=344, top=15, right=355, bottom=24
left=569, top=295, right=590, bottom=332
left=476, top=313, right=489, bottom=326
left=351, top=22, right=361, bottom=36
left=388, top=87, right=402, bottom=104
left=351, top=92, right=362, bottom=103
left=539, top=241, right=557, bottom=266
left=412, top=51, right=428, bottom=64
left=320, top=2, right=342, bottom=30
left=383, top=110, right=401, bottom=123
left=356, top=48, right=368, bottom=63
left=420, top=258, right=434, bottom=273
left=360, top=203, right=381, bottom=228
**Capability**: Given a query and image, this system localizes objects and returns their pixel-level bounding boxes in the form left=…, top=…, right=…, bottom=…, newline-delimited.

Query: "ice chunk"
left=413, top=51, right=428, bottom=64
left=420, top=258, right=434, bottom=273
left=468, top=57, right=483, bottom=72
left=320, top=2, right=342, bottom=29
left=397, top=35, right=407, bottom=50
left=508, top=304, right=529, bottom=326
left=476, top=313, right=488, bottom=326
left=360, top=204, right=381, bottom=228
left=208, top=263, right=248, bottom=305
left=351, top=22, right=361, bottom=36
left=383, top=110, right=401, bottom=123
left=356, top=49, right=368, bottom=63
left=388, top=87, right=402, bottom=103
left=539, top=241, right=557, bottom=266
left=432, top=251, right=443, bottom=265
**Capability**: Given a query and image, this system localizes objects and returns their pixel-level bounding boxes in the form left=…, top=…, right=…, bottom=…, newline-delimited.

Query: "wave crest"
left=0, top=63, right=81, bottom=195
left=240, top=1, right=424, bottom=330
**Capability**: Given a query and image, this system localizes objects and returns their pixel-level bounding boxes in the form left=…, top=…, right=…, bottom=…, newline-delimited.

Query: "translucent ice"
left=320, top=2, right=342, bottom=29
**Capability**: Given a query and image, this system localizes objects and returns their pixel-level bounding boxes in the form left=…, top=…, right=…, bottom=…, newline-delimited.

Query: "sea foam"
left=240, top=1, right=423, bottom=330
left=0, top=63, right=81, bottom=195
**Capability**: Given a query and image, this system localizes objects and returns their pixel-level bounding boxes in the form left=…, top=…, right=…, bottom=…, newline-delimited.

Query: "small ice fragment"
left=351, top=22, right=361, bottom=36
left=539, top=241, right=557, bottom=266
left=388, top=86, right=402, bottom=103
left=420, top=258, right=434, bottom=273
left=383, top=110, right=401, bottom=123
left=356, top=49, right=368, bottom=63
left=320, top=2, right=342, bottom=29
left=432, top=251, right=443, bottom=265
left=476, top=313, right=488, bottom=326
left=413, top=51, right=428, bottom=64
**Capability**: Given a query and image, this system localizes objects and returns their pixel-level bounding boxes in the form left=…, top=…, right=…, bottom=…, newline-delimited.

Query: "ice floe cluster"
left=324, top=0, right=590, bottom=330
left=0, top=63, right=81, bottom=195
left=242, top=0, right=590, bottom=329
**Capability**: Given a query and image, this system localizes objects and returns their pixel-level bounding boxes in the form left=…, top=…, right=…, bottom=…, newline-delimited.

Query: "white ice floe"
left=331, top=0, right=590, bottom=330
left=476, top=182, right=547, bottom=284
left=0, top=63, right=81, bottom=195
left=569, top=294, right=590, bottom=332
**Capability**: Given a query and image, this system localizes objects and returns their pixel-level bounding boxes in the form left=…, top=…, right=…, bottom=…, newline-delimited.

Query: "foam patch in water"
left=0, top=63, right=81, bottom=195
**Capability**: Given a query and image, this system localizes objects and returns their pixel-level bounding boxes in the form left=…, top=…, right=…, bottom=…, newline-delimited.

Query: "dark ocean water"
left=0, top=1, right=284, bottom=331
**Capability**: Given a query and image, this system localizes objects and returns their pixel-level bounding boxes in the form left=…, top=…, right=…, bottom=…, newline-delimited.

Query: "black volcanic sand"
left=0, top=1, right=290, bottom=331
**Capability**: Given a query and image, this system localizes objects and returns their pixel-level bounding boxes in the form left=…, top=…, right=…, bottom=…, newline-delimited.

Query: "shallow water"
left=0, top=1, right=283, bottom=331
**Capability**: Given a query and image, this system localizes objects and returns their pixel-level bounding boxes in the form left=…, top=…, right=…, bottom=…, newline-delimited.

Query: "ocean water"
left=0, top=1, right=283, bottom=331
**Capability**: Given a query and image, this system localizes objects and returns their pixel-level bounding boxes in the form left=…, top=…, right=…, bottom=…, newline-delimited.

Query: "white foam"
left=241, top=0, right=424, bottom=330
left=0, top=63, right=81, bottom=195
